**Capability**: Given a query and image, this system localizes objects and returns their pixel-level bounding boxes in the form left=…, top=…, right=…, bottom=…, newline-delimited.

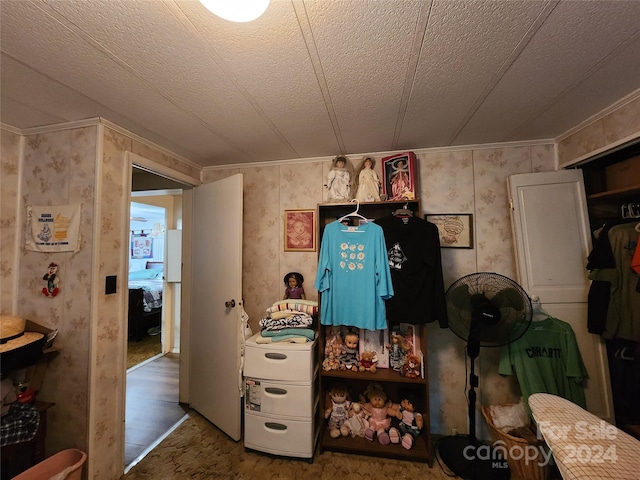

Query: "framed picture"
left=425, top=214, right=474, bottom=248
left=381, top=152, right=417, bottom=201
left=284, top=209, right=316, bottom=252
left=131, top=233, right=153, bottom=259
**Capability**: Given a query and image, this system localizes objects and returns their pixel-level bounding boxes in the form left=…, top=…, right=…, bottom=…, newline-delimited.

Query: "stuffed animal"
left=361, top=383, right=392, bottom=445
left=346, top=401, right=368, bottom=438
left=401, top=354, right=421, bottom=379
left=340, top=330, right=359, bottom=371
left=358, top=350, right=377, bottom=373
left=389, top=394, right=423, bottom=449
left=324, top=382, right=351, bottom=438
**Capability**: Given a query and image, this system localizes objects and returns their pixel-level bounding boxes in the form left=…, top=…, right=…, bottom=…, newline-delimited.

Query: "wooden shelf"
left=319, top=428, right=430, bottom=463
left=321, top=368, right=426, bottom=384
left=316, top=198, right=433, bottom=467
left=587, top=184, right=640, bottom=200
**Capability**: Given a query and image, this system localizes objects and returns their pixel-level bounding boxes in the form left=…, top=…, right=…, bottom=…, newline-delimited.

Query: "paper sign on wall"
left=26, top=205, right=81, bottom=252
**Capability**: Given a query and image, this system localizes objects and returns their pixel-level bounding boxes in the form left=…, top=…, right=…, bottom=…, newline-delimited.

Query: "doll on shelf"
left=387, top=327, right=412, bottom=371
left=389, top=393, right=423, bottom=449
left=324, top=382, right=351, bottom=438
left=283, top=272, right=306, bottom=300
left=340, top=329, right=360, bottom=371
left=389, top=159, right=411, bottom=200
left=361, top=383, right=393, bottom=445
left=326, top=155, right=352, bottom=202
left=354, top=156, right=381, bottom=202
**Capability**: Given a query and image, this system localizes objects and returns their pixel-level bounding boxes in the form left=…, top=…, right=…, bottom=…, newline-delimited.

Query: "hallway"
left=125, top=354, right=189, bottom=468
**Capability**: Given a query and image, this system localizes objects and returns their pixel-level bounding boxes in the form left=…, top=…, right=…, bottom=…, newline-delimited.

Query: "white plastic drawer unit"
left=243, top=334, right=316, bottom=382
left=244, top=411, right=316, bottom=458
left=245, top=378, right=316, bottom=419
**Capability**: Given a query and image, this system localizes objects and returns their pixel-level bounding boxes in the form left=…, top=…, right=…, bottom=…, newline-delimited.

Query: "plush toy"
left=340, top=330, right=359, bottom=371
left=389, top=394, right=423, bottom=450
left=401, top=353, right=421, bottom=379
left=358, top=350, right=377, bottom=373
left=324, top=382, right=351, bottom=438
left=361, top=383, right=392, bottom=445
left=346, top=401, right=368, bottom=438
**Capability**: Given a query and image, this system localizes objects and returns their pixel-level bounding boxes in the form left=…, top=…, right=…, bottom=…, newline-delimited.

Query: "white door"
left=508, top=170, right=614, bottom=422
left=190, top=174, right=243, bottom=440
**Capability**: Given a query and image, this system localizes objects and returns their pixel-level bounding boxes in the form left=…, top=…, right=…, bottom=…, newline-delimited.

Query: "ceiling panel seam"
left=504, top=28, right=640, bottom=142
left=391, top=0, right=434, bottom=150
left=166, top=0, right=301, bottom=159
left=292, top=0, right=345, bottom=154
left=447, top=0, right=560, bottom=145
left=39, top=0, right=250, bottom=160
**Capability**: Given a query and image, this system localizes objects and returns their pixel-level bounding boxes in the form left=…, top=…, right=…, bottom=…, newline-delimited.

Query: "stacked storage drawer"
left=243, top=333, right=318, bottom=459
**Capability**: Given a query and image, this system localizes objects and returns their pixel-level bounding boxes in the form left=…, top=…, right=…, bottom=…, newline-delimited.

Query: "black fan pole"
left=467, top=337, right=480, bottom=443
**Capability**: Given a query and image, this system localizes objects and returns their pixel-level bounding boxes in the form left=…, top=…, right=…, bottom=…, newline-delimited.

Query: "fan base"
left=437, top=435, right=510, bottom=480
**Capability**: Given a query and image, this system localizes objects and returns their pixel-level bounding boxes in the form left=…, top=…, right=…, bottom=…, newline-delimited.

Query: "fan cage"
left=445, top=272, right=533, bottom=347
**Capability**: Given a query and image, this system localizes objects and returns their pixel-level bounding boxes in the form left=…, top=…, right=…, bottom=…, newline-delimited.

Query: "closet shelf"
left=587, top=184, right=640, bottom=200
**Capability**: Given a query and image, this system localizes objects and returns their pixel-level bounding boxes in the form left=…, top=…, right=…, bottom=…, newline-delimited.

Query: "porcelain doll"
left=389, top=159, right=411, bottom=200
left=354, top=156, right=381, bottom=202
left=326, top=155, right=351, bottom=202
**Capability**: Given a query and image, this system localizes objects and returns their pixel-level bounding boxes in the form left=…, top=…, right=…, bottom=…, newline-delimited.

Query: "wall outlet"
left=451, top=428, right=458, bottom=436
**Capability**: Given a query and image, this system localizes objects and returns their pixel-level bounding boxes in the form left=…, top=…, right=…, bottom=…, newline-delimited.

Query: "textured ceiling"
left=2, top=0, right=640, bottom=168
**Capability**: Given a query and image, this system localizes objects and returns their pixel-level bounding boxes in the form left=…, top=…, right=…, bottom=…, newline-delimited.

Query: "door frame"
left=123, top=152, right=200, bottom=471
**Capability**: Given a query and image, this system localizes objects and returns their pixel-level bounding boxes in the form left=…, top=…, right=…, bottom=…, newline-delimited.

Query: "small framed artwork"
left=284, top=209, right=316, bottom=252
left=381, top=152, right=418, bottom=201
left=425, top=214, right=474, bottom=248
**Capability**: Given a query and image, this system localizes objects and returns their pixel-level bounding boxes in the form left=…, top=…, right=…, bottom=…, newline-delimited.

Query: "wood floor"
left=125, top=353, right=189, bottom=468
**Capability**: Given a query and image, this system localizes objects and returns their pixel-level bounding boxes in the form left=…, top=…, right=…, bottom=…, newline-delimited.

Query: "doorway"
left=125, top=166, right=189, bottom=470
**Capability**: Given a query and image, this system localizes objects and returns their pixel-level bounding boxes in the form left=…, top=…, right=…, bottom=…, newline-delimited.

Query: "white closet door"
left=508, top=170, right=614, bottom=422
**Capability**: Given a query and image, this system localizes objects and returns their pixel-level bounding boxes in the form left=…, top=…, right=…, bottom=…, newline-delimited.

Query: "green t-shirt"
left=499, top=317, right=588, bottom=410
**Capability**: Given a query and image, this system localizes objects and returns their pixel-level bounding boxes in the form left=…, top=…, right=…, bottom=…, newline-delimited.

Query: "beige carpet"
left=122, top=412, right=455, bottom=479
left=127, top=334, right=162, bottom=370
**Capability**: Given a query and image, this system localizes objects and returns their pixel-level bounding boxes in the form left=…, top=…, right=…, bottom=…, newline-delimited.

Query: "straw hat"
left=0, top=315, right=44, bottom=354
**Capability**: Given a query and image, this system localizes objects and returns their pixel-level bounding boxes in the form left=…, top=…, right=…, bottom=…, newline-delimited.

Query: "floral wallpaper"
left=0, top=91, right=637, bottom=479
left=205, top=144, right=556, bottom=436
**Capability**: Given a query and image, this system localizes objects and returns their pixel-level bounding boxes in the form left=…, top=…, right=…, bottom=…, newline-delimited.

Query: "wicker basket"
left=482, top=405, right=550, bottom=480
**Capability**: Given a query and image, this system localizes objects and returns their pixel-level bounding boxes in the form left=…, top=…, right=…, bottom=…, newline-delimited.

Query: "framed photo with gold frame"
left=284, top=209, right=316, bottom=252
left=425, top=214, right=474, bottom=248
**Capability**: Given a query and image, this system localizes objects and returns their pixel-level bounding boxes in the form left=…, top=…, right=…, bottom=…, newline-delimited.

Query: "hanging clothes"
left=586, top=218, right=638, bottom=335
left=499, top=316, right=588, bottom=410
left=374, top=215, right=448, bottom=327
left=314, top=220, right=393, bottom=330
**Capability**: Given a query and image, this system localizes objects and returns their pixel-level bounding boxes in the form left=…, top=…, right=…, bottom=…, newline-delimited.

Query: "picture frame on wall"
left=284, top=209, right=316, bottom=252
left=425, top=213, right=474, bottom=249
left=381, top=152, right=417, bottom=201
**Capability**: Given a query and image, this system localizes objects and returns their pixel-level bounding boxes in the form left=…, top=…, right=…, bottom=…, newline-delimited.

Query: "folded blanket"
left=254, top=334, right=310, bottom=344
left=261, top=328, right=315, bottom=341
left=266, top=300, right=318, bottom=316
left=259, top=312, right=313, bottom=331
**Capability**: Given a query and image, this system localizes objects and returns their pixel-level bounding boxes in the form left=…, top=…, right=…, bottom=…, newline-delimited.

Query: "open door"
left=190, top=174, right=244, bottom=440
left=508, top=170, right=614, bottom=423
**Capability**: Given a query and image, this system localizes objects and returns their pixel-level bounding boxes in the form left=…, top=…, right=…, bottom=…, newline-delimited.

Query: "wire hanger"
left=338, top=199, right=369, bottom=229
left=392, top=201, right=413, bottom=217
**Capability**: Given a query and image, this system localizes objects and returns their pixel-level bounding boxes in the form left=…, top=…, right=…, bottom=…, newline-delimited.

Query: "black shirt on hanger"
left=375, top=215, right=448, bottom=327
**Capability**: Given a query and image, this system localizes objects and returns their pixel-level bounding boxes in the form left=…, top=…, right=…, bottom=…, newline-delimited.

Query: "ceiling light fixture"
left=199, top=0, right=270, bottom=23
